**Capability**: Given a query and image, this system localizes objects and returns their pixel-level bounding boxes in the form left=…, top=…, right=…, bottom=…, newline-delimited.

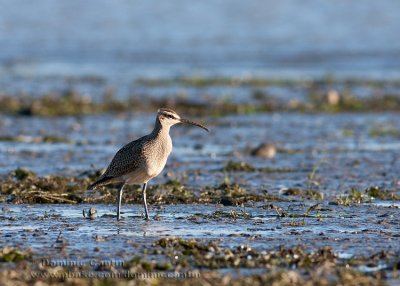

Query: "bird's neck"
left=151, top=118, right=171, bottom=137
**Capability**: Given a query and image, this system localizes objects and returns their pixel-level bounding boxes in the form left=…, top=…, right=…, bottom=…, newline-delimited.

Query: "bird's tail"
left=87, top=176, right=113, bottom=190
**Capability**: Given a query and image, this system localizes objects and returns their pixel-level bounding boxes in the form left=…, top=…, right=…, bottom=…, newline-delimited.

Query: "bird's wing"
left=102, top=138, right=145, bottom=179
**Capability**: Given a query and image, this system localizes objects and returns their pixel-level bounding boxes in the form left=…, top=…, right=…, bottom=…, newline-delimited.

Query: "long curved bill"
left=180, top=118, right=209, bottom=132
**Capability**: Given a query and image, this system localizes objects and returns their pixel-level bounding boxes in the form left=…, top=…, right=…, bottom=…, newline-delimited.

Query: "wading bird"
left=88, top=108, right=209, bottom=220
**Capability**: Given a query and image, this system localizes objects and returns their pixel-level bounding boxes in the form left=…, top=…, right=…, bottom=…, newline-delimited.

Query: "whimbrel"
left=88, top=108, right=209, bottom=220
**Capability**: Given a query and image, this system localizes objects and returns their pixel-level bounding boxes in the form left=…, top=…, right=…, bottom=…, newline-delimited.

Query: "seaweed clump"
left=199, top=179, right=277, bottom=206
left=0, top=247, right=31, bottom=262
left=223, top=161, right=294, bottom=173
left=282, top=188, right=324, bottom=200
left=335, top=187, right=400, bottom=206
left=1, top=169, right=87, bottom=204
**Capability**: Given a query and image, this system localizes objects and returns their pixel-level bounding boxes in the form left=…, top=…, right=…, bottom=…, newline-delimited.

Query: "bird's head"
left=157, top=108, right=209, bottom=132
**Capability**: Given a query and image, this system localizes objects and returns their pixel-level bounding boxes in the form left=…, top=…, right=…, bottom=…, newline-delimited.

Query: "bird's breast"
left=143, top=135, right=172, bottom=178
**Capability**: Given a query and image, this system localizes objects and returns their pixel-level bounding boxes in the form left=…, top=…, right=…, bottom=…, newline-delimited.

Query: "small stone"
left=95, top=235, right=106, bottom=242
left=326, top=89, right=340, bottom=106
left=83, top=207, right=97, bottom=219
left=250, top=143, right=276, bottom=159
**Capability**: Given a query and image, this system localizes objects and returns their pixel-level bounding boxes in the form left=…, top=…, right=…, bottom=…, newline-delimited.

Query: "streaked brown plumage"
left=88, top=108, right=209, bottom=220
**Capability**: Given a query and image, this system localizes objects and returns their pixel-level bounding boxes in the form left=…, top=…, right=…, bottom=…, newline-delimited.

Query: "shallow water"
left=1, top=0, right=400, bottom=100
left=1, top=203, right=399, bottom=260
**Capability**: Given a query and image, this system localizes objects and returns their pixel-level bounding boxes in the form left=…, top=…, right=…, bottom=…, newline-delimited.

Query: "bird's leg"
left=142, top=183, right=149, bottom=220
left=117, top=184, right=125, bottom=221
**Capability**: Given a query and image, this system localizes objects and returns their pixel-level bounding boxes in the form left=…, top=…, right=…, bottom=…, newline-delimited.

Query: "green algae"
left=190, top=209, right=252, bottom=220
left=135, top=76, right=400, bottom=88
left=223, top=161, right=294, bottom=173
left=366, top=186, right=400, bottom=200
left=0, top=135, right=70, bottom=143
left=335, top=189, right=368, bottom=206
left=13, top=168, right=37, bottom=181
left=2, top=169, right=399, bottom=207
left=199, top=179, right=285, bottom=206
left=369, top=125, right=400, bottom=138
left=1, top=169, right=277, bottom=205
left=335, top=187, right=400, bottom=206
left=2, top=77, right=400, bottom=117
left=282, top=188, right=324, bottom=201
left=0, top=247, right=31, bottom=263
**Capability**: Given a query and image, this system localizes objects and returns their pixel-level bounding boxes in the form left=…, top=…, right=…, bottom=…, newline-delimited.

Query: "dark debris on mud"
left=0, top=169, right=282, bottom=206
left=1, top=169, right=399, bottom=207
left=0, top=238, right=397, bottom=286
